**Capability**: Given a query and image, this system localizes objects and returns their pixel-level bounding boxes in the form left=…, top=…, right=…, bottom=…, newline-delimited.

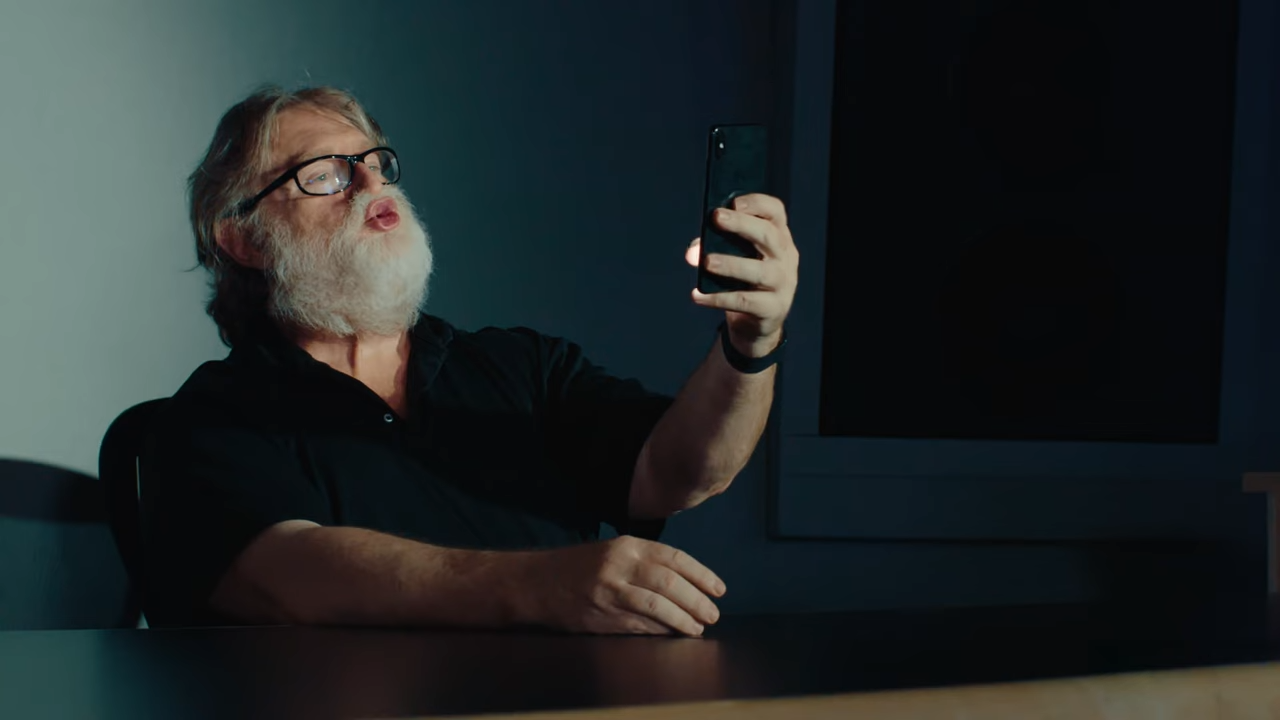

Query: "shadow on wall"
left=0, top=459, right=109, bottom=523
left=0, top=459, right=137, bottom=630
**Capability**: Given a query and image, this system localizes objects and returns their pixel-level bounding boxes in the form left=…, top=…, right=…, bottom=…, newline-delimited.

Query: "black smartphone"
left=697, top=123, right=769, bottom=294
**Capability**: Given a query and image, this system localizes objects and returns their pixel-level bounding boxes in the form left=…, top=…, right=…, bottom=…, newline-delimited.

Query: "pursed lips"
left=365, top=197, right=400, bottom=231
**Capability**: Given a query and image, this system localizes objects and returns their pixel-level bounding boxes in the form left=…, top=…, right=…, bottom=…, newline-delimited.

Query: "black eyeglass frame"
left=233, top=146, right=400, bottom=217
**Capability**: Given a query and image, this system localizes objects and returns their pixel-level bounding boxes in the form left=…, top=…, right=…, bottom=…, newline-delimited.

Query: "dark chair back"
left=99, top=399, right=168, bottom=606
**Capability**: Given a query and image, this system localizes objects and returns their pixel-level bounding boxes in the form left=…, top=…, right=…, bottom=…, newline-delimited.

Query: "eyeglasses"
left=234, top=147, right=400, bottom=216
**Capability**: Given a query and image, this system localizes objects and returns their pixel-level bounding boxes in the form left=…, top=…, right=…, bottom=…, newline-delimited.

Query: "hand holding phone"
left=696, top=124, right=769, bottom=295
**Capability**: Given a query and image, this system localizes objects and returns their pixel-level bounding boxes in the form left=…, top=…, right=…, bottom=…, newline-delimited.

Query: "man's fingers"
left=691, top=288, right=777, bottom=318
left=649, top=544, right=726, bottom=599
left=614, top=612, right=676, bottom=636
left=685, top=237, right=701, bottom=268
left=703, top=253, right=781, bottom=290
left=732, top=193, right=788, bottom=226
left=713, top=208, right=781, bottom=258
left=634, top=565, right=721, bottom=627
left=621, top=587, right=705, bottom=637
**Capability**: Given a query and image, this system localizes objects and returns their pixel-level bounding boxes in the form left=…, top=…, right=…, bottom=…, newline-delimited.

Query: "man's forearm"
left=630, top=336, right=776, bottom=518
left=212, top=524, right=540, bottom=628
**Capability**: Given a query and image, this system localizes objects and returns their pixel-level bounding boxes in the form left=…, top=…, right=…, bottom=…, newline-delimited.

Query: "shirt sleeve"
left=139, top=400, right=333, bottom=627
left=537, top=334, right=675, bottom=540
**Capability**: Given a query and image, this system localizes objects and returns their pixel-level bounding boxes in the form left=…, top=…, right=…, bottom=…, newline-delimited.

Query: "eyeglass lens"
left=297, top=150, right=399, bottom=196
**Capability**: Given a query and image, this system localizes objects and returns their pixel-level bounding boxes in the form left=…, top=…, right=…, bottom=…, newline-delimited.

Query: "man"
left=140, top=85, right=798, bottom=636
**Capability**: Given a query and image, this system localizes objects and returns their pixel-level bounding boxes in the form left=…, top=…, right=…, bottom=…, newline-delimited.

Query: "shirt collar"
left=228, top=313, right=455, bottom=394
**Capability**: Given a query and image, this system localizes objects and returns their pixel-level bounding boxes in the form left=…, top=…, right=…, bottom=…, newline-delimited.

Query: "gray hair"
left=187, top=85, right=389, bottom=347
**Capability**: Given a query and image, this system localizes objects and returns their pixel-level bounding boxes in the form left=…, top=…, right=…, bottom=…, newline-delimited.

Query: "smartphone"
left=697, top=123, right=769, bottom=294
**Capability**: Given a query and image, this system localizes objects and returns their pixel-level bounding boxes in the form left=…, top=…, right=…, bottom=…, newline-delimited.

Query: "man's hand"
left=686, top=193, right=799, bottom=358
left=525, top=536, right=725, bottom=637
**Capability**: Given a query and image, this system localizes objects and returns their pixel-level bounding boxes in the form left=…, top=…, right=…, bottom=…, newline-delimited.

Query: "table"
left=1, top=599, right=1276, bottom=720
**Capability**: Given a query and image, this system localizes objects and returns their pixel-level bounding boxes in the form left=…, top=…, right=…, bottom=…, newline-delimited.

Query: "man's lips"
left=365, top=197, right=400, bottom=231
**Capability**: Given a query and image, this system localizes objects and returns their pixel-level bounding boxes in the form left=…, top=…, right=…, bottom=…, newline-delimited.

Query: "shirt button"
left=383, top=413, right=394, bottom=423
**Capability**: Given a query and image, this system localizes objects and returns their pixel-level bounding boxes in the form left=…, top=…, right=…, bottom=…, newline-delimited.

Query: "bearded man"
left=140, top=85, right=799, bottom=635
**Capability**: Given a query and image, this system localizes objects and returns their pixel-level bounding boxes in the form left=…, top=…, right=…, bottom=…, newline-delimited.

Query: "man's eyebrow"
left=264, top=143, right=369, bottom=179
left=265, top=149, right=315, bottom=178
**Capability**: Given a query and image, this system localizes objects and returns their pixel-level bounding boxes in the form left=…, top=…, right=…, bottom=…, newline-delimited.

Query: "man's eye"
left=304, top=172, right=329, bottom=185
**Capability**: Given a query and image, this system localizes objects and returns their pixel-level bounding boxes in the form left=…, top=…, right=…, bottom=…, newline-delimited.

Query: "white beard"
left=261, top=185, right=433, bottom=337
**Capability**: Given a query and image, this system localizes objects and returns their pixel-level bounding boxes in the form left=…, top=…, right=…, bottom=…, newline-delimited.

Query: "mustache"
left=347, top=186, right=410, bottom=220
left=255, top=183, right=421, bottom=269
left=310, top=187, right=411, bottom=257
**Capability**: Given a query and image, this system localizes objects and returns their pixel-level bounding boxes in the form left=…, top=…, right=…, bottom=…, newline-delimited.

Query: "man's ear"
left=215, top=218, right=265, bottom=269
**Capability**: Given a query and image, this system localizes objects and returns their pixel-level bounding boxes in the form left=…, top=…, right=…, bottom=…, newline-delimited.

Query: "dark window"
left=819, top=0, right=1239, bottom=444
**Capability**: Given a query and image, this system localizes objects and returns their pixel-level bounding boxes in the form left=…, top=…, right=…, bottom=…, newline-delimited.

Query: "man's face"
left=246, top=106, right=433, bottom=338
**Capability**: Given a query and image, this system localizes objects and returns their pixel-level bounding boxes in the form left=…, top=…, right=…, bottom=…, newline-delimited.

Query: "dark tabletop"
left=2, top=597, right=1276, bottom=720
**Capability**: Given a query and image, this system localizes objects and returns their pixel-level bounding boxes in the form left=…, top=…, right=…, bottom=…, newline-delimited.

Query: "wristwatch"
left=718, top=322, right=787, bottom=374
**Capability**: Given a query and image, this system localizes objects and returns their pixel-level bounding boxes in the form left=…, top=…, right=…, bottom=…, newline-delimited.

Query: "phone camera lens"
left=712, top=130, right=726, bottom=159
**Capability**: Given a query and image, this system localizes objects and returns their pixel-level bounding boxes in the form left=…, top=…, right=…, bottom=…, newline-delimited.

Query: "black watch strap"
left=719, top=322, right=787, bottom=374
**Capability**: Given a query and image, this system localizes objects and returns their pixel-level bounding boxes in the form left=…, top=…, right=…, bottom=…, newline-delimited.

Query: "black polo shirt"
left=139, top=314, right=673, bottom=628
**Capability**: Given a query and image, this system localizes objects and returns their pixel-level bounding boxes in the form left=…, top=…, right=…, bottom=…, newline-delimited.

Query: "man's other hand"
left=524, top=536, right=725, bottom=637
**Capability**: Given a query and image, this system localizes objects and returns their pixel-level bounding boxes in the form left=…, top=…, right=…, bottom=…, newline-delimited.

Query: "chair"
left=98, top=398, right=168, bottom=621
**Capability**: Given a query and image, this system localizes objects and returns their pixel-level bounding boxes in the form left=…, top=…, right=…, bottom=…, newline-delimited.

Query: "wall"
left=0, top=0, right=1270, bottom=622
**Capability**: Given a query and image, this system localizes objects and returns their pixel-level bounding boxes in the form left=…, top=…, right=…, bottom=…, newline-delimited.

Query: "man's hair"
left=188, top=85, right=390, bottom=347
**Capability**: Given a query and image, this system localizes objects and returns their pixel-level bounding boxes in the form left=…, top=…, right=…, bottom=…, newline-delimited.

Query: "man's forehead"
left=267, top=107, right=372, bottom=173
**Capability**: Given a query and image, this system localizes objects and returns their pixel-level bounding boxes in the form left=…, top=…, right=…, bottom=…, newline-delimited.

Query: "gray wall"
left=0, top=0, right=1267, bottom=624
